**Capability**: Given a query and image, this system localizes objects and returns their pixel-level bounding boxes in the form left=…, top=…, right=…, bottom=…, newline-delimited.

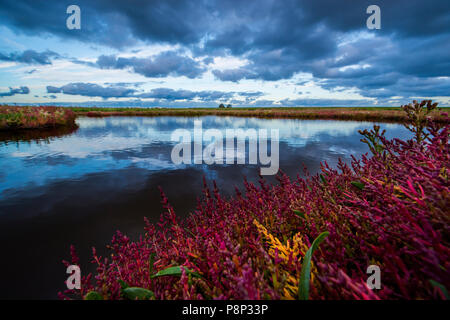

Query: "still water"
left=0, top=116, right=410, bottom=299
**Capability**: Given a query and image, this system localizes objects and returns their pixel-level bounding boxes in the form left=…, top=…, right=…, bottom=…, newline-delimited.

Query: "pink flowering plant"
left=0, top=106, right=76, bottom=130
left=61, top=100, right=449, bottom=300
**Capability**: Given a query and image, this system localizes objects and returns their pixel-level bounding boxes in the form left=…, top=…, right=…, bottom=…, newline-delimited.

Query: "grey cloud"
left=46, top=83, right=137, bottom=99
left=0, top=50, right=59, bottom=65
left=280, top=98, right=377, bottom=107
left=96, top=51, right=205, bottom=78
left=0, top=86, right=30, bottom=97
left=45, top=83, right=263, bottom=102
left=212, top=68, right=257, bottom=82
left=46, top=86, right=61, bottom=94
left=0, top=0, right=448, bottom=104
left=137, top=88, right=237, bottom=101
left=1, top=0, right=447, bottom=48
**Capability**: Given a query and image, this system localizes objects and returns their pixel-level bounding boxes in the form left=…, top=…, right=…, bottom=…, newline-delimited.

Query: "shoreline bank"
left=71, top=106, right=449, bottom=123
left=1, top=106, right=448, bottom=130
left=0, top=106, right=77, bottom=130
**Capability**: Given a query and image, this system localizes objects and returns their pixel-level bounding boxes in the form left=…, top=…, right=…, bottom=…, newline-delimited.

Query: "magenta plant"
left=61, top=100, right=449, bottom=300
left=0, top=106, right=76, bottom=129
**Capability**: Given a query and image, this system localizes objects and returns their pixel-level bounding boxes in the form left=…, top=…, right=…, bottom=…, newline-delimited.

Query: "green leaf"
left=123, top=287, right=154, bottom=300
left=149, top=253, right=155, bottom=275
left=151, top=266, right=201, bottom=278
left=84, top=291, right=103, bottom=300
left=429, top=280, right=449, bottom=300
left=319, top=174, right=327, bottom=185
left=293, top=210, right=306, bottom=219
left=351, top=181, right=365, bottom=190
left=118, top=280, right=154, bottom=300
left=118, top=279, right=129, bottom=290
left=298, top=231, right=329, bottom=300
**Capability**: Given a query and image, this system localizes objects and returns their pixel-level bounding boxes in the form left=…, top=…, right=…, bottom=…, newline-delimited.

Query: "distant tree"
left=226, top=104, right=232, bottom=108
left=219, top=104, right=225, bottom=108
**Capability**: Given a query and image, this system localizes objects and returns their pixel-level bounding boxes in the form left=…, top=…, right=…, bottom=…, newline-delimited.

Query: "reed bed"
left=71, top=106, right=448, bottom=123
left=0, top=106, right=76, bottom=130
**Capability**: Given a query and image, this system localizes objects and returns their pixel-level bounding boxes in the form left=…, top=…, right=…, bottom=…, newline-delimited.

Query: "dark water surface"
left=0, top=116, right=410, bottom=299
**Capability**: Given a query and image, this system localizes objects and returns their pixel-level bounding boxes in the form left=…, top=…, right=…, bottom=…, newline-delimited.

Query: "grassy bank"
left=70, top=106, right=449, bottom=123
left=2, top=105, right=448, bottom=124
left=62, top=101, right=449, bottom=300
left=0, top=106, right=77, bottom=130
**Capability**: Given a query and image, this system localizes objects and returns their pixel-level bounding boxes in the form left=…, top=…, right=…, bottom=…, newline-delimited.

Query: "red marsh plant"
left=72, top=106, right=448, bottom=123
left=61, top=100, right=449, bottom=300
left=0, top=106, right=76, bottom=130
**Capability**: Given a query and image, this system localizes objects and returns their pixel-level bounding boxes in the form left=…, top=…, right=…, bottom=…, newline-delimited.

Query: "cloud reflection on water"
left=0, top=116, right=410, bottom=197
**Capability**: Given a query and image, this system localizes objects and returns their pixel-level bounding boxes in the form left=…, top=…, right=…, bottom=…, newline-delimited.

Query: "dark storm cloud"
left=46, top=83, right=262, bottom=102
left=2, top=1, right=448, bottom=54
left=362, top=77, right=450, bottom=99
left=95, top=51, right=205, bottom=78
left=1, top=0, right=449, bottom=103
left=280, top=98, right=376, bottom=107
left=239, top=92, right=265, bottom=98
left=46, top=86, right=62, bottom=94
left=320, top=73, right=450, bottom=100
left=137, top=88, right=235, bottom=101
left=0, top=50, right=59, bottom=65
left=137, top=88, right=263, bottom=102
left=103, top=82, right=145, bottom=87
left=212, top=68, right=256, bottom=82
left=0, top=0, right=209, bottom=48
left=46, top=83, right=137, bottom=98
left=137, top=88, right=196, bottom=100
left=204, top=1, right=449, bottom=100
left=0, top=86, right=30, bottom=97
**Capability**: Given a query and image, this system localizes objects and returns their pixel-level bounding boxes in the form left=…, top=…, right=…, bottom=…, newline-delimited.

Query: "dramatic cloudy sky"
left=0, top=0, right=449, bottom=107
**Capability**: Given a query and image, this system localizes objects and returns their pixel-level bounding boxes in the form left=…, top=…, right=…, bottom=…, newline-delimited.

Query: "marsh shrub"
left=0, top=106, right=76, bottom=129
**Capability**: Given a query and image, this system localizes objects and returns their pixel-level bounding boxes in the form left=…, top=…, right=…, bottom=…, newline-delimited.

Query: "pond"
left=0, top=116, right=410, bottom=299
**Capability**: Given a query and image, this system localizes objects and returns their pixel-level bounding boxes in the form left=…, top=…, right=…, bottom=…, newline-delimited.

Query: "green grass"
left=68, top=106, right=406, bottom=112
left=66, top=106, right=448, bottom=123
